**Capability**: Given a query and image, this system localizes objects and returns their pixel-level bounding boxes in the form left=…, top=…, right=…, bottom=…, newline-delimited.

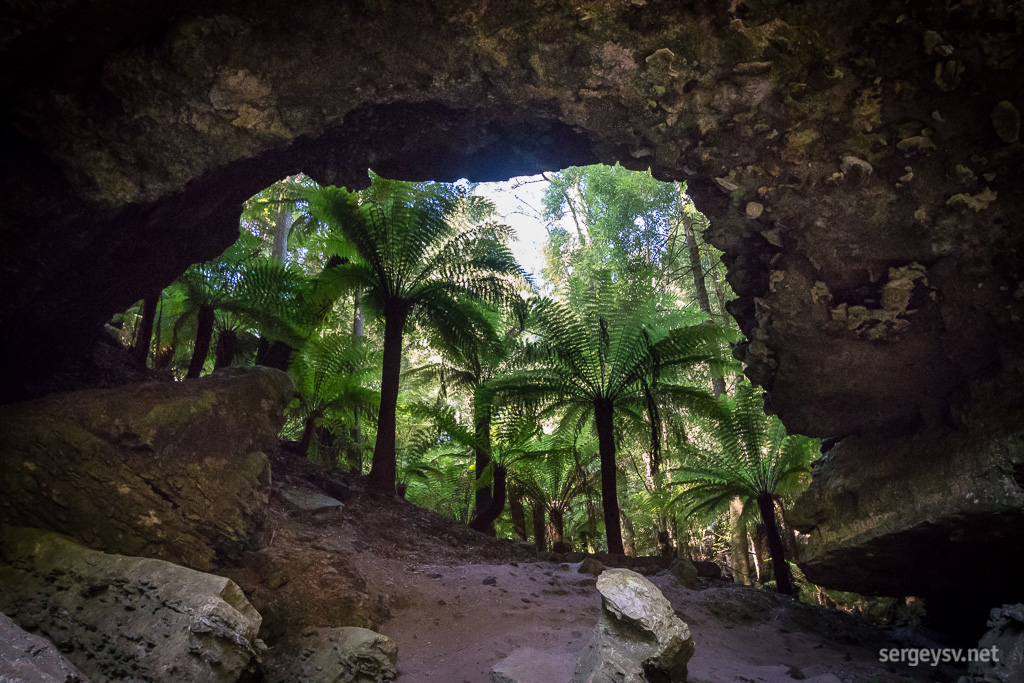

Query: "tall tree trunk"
left=367, top=302, right=408, bottom=496
left=509, top=486, right=527, bottom=541
left=272, top=187, right=293, bottom=264
left=678, top=185, right=727, bottom=399
left=757, top=492, right=795, bottom=595
left=730, top=497, right=752, bottom=585
left=469, top=465, right=506, bottom=533
left=532, top=502, right=547, bottom=552
left=214, top=329, right=239, bottom=369
left=472, top=396, right=494, bottom=535
left=621, top=512, right=636, bottom=557
left=186, top=304, right=216, bottom=379
left=132, top=293, right=159, bottom=366
left=777, top=501, right=802, bottom=563
left=594, top=398, right=625, bottom=555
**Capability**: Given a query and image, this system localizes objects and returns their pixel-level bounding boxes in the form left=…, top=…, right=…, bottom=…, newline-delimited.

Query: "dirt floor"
left=219, top=448, right=966, bottom=683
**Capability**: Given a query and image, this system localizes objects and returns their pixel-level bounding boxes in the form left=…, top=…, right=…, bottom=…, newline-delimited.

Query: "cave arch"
left=2, top=0, right=1022, bottom=615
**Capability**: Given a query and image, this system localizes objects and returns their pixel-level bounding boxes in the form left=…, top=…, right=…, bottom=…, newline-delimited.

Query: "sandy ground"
left=228, top=450, right=966, bottom=683
left=373, top=557, right=962, bottom=683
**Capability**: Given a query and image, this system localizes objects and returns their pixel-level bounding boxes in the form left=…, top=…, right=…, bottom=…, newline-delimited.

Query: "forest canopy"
left=114, top=164, right=819, bottom=592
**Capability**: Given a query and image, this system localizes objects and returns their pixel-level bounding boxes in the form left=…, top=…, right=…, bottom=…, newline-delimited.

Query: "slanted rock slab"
left=281, top=488, right=344, bottom=517
left=0, top=612, right=91, bottom=683
left=264, top=626, right=397, bottom=683
left=573, top=568, right=694, bottom=683
left=0, top=527, right=262, bottom=683
left=0, top=366, right=292, bottom=570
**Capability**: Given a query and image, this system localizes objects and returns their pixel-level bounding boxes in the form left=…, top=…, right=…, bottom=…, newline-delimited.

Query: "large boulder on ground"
left=960, top=604, right=1024, bottom=683
left=0, top=527, right=263, bottom=683
left=789, top=421, right=1024, bottom=628
left=0, top=611, right=91, bottom=683
left=573, top=568, right=694, bottom=683
left=0, top=366, right=292, bottom=570
left=263, top=626, right=397, bottom=683
left=670, top=557, right=699, bottom=589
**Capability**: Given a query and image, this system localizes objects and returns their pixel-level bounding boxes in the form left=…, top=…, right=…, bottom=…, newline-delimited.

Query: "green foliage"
left=670, top=382, right=818, bottom=520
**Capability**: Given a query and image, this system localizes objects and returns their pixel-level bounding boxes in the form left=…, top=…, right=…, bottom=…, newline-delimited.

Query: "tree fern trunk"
left=132, top=293, right=159, bottom=366
left=594, top=398, right=625, bottom=555
left=297, top=413, right=317, bottom=457
left=509, top=486, right=527, bottom=541
left=549, top=507, right=566, bottom=547
left=368, top=302, right=408, bottom=496
left=214, top=329, right=238, bottom=369
left=532, top=502, right=547, bottom=552
left=469, top=465, right=505, bottom=533
left=186, top=304, right=215, bottom=379
left=757, top=492, right=795, bottom=594
left=473, top=397, right=494, bottom=535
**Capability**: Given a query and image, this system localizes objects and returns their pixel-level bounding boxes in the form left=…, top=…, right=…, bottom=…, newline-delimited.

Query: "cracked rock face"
left=0, top=367, right=292, bottom=570
left=2, top=0, right=1021, bottom=436
left=0, top=527, right=263, bottom=683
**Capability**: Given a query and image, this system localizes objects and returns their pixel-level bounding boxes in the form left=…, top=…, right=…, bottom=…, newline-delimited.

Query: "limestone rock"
left=579, top=557, right=606, bottom=577
left=264, top=627, right=397, bottom=683
left=670, top=557, right=699, bottom=589
left=491, top=646, right=575, bottom=683
left=0, top=367, right=292, bottom=570
left=0, top=612, right=91, bottom=683
left=0, top=527, right=262, bottom=683
left=960, top=604, right=1024, bottom=683
left=573, top=568, right=694, bottom=683
left=789, top=423, right=1024, bottom=623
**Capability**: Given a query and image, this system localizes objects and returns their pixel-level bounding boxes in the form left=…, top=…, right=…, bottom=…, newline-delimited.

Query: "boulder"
left=0, top=366, right=292, bottom=570
left=263, top=627, right=397, bottom=683
left=0, top=612, right=91, bottom=683
left=0, top=527, right=262, bottom=683
left=789, top=422, right=1024, bottom=628
left=280, top=488, right=345, bottom=519
left=693, top=561, right=722, bottom=579
left=573, top=568, right=694, bottom=683
left=960, top=604, right=1024, bottom=683
left=670, top=557, right=699, bottom=589
left=579, top=557, right=606, bottom=577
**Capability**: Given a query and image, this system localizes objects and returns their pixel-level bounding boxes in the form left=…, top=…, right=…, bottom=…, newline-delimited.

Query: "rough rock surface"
left=263, top=627, right=397, bottom=683
left=2, top=1, right=1021, bottom=438
left=573, top=568, right=694, bottom=683
left=961, top=604, right=1024, bottom=683
left=789, top=419, right=1024, bottom=624
left=0, top=612, right=91, bottom=683
left=670, top=557, right=699, bottom=589
left=0, top=366, right=292, bottom=570
left=3, top=0, right=1024, bottom=621
left=0, top=527, right=262, bottom=683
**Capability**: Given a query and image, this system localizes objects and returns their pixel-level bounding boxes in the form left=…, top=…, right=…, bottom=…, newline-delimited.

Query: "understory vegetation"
left=114, top=164, right=823, bottom=597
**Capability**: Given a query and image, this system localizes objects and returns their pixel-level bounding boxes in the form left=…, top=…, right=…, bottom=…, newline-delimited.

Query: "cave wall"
left=1, top=0, right=1022, bottom=607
